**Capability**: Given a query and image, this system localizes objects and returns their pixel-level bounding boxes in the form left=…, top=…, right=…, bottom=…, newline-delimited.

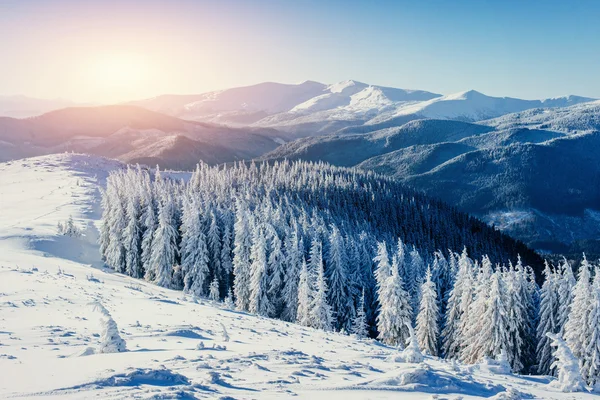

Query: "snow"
left=0, top=153, right=597, bottom=399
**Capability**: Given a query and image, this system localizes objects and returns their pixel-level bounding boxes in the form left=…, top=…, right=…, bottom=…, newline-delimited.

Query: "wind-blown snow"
left=0, top=153, right=597, bottom=398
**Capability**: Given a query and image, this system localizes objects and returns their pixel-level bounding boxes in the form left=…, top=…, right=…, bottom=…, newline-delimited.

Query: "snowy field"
left=0, top=153, right=596, bottom=399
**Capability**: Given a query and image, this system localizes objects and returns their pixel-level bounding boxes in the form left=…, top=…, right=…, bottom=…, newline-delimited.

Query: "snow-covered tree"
left=232, top=200, right=252, bottom=311
left=224, top=287, right=235, bottom=309
left=94, top=302, right=126, bottom=353
left=326, top=224, right=353, bottom=330
left=416, top=267, right=439, bottom=356
left=207, top=211, right=222, bottom=288
left=209, top=276, right=220, bottom=301
left=536, top=261, right=560, bottom=375
left=296, top=258, right=312, bottom=327
left=442, top=248, right=473, bottom=359
left=351, top=288, right=368, bottom=339
left=249, top=225, right=272, bottom=317
left=377, top=255, right=412, bottom=347
left=582, top=281, right=600, bottom=386
left=466, top=270, right=510, bottom=364
left=547, top=333, right=586, bottom=392
left=310, top=245, right=334, bottom=331
left=149, top=195, right=178, bottom=288
left=267, top=226, right=285, bottom=317
left=564, top=255, right=593, bottom=360
left=281, top=232, right=302, bottom=322
left=555, top=258, right=576, bottom=336
left=141, top=188, right=157, bottom=281
left=180, top=198, right=209, bottom=297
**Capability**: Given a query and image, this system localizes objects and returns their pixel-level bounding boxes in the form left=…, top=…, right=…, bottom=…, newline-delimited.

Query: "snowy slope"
left=0, top=153, right=597, bottom=399
left=369, top=90, right=596, bottom=124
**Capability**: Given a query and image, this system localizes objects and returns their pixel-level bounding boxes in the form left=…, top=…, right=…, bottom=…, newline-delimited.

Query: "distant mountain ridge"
left=262, top=101, right=600, bottom=253
left=125, top=81, right=595, bottom=136
left=0, top=105, right=284, bottom=169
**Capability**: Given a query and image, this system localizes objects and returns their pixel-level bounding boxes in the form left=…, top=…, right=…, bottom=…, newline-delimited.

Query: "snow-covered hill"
left=127, top=81, right=595, bottom=136
left=0, top=105, right=283, bottom=169
left=263, top=113, right=600, bottom=253
left=0, top=153, right=595, bottom=399
left=366, top=91, right=595, bottom=127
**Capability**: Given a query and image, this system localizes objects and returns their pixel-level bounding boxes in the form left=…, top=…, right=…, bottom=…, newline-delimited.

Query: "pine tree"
left=536, top=261, right=560, bottom=375
left=94, top=302, right=127, bottom=354
left=296, top=258, right=312, bottom=327
left=377, top=255, right=412, bottom=347
left=180, top=199, right=209, bottom=297
left=141, top=189, right=157, bottom=281
left=470, top=270, right=510, bottom=364
left=547, top=333, right=586, bottom=392
left=557, top=257, right=576, bottom=335
left=149, top=195, right=178, bottom=288
left=564, top=255, right=593, bottom=360
left=408, top=246, right=425, bottom=315
left=310, top=252, right=334, bottom=331
left=582, top=282, right=600, bottom=386
left=220, top=224, right=233, bottom=292
left=124, top=193, right=143, bottom=278
left=209, top=276, right=220, bottom=301
left=351, top=288, right=368, bottom=339
left=224, top=287, right=235, bottom=309
left=281, top=232, right=302, bottom=322
left=267, top=226, right=285, bottom=317
left=442, top=247, right=473, bottom=359
left=105, top=195, right=126, bottom=273
left=207, top=211, right=222, bottom=288
left=233, top=200, right=252, bottom=311
left=326, top=224, right=353, bottom=330
left=416, top=267, right=439, bottom=356
left=249, top=224, right=272, bottom=317
left=461, top=255, right=493, bottom=364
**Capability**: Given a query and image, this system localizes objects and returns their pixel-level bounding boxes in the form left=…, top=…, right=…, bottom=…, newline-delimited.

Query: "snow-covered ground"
left=0, top=153, right=595, bottom=399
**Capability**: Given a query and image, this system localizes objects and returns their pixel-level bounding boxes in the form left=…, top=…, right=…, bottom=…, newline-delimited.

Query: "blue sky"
left=0, top=0, right=598, bottom=102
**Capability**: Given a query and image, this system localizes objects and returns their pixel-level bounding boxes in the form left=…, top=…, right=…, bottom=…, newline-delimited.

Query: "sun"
left=86, top=53, right=151, bottom=101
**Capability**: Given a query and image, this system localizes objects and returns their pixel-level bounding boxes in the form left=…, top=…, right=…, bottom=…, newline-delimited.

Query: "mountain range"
left=263, top=100, right=600, bottom=253
left=1, top=80, right=598, bottom=253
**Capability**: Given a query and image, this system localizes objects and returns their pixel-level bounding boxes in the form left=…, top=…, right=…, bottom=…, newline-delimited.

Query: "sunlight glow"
left=85, top=54, right=152, bottom=102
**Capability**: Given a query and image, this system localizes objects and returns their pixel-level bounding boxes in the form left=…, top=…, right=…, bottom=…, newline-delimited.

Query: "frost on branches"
left=98, top=161, right=600, bottom=388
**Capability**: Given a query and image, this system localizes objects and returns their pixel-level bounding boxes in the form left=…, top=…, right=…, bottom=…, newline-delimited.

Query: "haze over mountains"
left=1, top=80, right=598, bottom=253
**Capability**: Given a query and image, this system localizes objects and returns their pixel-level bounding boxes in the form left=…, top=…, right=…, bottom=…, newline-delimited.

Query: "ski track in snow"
left=0, top=153, right=596, bottom=399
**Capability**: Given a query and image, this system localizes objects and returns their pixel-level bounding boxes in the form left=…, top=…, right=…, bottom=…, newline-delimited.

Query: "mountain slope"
left=0, top=154, right=589, bottom=399
left=482, top=99, right=600, bottom=133
left=127, top=80, right=329, bottom=124
left=263, top=119, right=494, bottom=166
left=366, top=90, right=596, bottom=128
left=0, top=105, right=283, bottom=169
left=127, top=81, right=594, bottom=137
left=263, top=108, right=600, bottom=252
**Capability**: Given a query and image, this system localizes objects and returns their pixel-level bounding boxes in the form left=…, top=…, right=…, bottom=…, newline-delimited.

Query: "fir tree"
left=233, top=200, right=252, bottom=311
left=249, top=225, right=272, bottom=317
left=416, top=267, right=439, bottom=356
left=209, top=276, right=220, bottom=301
left=377, top=255, right=412, bottom=347
left=351, top=288, right=368, bottom=339
left=564, top=255, right=593, bottom=360
left=310, top=251, right=334, bottom=332
left=326, top=224, right=353, bottom=330
left=296, top=258, right=312, bottom=327
left=149, top=195, right=178, bottom=288
left=536, top=261, right=560, bottom=375
left=180, top=198, right=209, bottom=297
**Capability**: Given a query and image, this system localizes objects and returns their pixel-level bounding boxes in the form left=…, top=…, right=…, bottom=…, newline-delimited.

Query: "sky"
left=0, top=0, right=599, bottom=103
